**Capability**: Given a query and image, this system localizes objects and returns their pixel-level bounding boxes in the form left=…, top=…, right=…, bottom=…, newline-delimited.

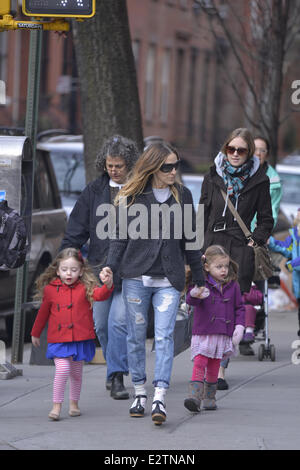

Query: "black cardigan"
left=106, top=182, right=205, bottom=292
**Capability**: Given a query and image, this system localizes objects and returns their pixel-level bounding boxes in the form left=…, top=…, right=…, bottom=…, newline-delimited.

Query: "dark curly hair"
left=95, top=135, right=140, bottom=173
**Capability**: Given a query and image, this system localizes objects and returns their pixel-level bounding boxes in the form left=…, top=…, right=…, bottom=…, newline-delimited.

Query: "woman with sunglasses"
left=200, top=128, right=274, bottom=389
left=101, top=142, right=205, bottom=425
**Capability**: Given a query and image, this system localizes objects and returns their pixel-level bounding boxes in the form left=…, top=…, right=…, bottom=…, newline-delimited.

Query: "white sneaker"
left=129, top=395, right=147, bottom=417
left=151, top=400, right=166, bottom=425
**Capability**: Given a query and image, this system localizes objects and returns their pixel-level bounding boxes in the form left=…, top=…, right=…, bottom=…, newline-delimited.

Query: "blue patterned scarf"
left=221, top=156, right=254, bottom=201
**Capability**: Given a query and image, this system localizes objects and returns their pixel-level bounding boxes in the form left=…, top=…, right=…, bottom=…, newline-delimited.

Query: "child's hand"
left=100, top=267, right=113, bottom=289
left=232, top=325, right=244, bottom=346
left=190, top=286, right=210, bottom=299
left=32, top=336, right=40, bottom=348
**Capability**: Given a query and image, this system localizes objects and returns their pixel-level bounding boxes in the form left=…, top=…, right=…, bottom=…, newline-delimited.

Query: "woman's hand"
left=32, top=336, right=40, bottom=348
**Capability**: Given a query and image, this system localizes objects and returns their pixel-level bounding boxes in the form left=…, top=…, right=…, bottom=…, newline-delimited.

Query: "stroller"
left=254, top=279, right=276, bottom=361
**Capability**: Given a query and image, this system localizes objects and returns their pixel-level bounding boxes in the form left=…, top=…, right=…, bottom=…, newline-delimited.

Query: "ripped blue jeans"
left=122, top=279, right=181, bottom=389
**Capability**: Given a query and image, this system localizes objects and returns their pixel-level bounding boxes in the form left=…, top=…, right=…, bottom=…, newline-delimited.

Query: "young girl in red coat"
left=31, top=248, right=113, bottom=421
left=184, top=245, right=245, bottom=413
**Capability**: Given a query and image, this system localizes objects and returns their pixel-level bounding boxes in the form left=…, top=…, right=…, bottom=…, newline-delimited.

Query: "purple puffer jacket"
left=186, top=277, right=245, bottom=337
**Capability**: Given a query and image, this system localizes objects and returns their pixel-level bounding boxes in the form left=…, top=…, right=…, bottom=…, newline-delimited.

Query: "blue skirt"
left=46, top=339, right=96, bottom=362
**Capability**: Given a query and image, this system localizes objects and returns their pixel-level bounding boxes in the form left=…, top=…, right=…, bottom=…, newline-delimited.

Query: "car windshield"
left=50, top=151, right=85, bottom=194
left=278, top=172, right=300, bottom=205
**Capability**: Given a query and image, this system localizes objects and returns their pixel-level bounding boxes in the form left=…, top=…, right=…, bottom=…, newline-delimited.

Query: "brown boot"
left=203, top=381, right=217, bottom=410
left=184, top=381, right=204, bottom=413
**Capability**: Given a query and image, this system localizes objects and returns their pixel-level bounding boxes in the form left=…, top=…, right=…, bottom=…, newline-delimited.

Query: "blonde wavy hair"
left=115, top=143, right=181, bottom=206
left=34, top=248, right=100, bottom=306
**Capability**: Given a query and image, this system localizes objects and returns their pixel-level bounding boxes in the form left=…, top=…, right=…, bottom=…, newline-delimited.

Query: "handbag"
left=220, top=190, right=274, bottom=281
left=173, top=303, right=194, bottom=357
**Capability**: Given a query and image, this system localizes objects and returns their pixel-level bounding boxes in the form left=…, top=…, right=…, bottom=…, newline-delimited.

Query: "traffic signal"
left=0, top=0, right=13, bottom=16
left=22, top=0, right=96, bottom=18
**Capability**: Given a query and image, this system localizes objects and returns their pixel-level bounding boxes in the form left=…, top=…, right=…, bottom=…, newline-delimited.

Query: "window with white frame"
left=159, top=48, right=171, bottom=123
left=132, top=39, right=141, bottom=78
left=0, top=32, right=8, bottom=82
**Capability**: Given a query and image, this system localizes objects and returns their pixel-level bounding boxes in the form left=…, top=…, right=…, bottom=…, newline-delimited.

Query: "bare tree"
left=72, top=0, right=143, bottom=182
left=195, top=0, right=300, bottom=165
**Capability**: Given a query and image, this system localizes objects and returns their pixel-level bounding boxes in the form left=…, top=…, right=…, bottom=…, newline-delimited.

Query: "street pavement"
left=0, top=305, right=300, bottom=452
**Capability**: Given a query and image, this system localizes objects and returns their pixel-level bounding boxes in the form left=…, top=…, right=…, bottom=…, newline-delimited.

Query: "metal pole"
left=11, top=29, right=42, bottom=364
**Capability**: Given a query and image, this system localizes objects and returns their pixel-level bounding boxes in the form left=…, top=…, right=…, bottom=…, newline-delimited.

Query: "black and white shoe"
left=129, top=395, right=147, bottom=417
left=151, top=400, right=166, bottom=425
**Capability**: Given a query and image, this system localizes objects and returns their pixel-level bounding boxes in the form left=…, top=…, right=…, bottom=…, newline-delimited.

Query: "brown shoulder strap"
left=220, top=189, right=252, bottom=239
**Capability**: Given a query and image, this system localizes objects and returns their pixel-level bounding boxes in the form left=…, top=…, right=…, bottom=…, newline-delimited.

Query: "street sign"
left=22, top=0, right=96, bottom=18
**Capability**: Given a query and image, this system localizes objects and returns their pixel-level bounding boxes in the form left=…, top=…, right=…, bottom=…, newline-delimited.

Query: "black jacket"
left=106, top=182, right=205, bottom=292
left=61, top=173, right=122, bottom=289
left=200, top=163, right=274, bottom=292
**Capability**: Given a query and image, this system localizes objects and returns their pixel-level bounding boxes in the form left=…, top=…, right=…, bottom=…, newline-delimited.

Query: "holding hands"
left=100, top=266, right=113, bottom=290
left=190, top=286, right=210, bottom=299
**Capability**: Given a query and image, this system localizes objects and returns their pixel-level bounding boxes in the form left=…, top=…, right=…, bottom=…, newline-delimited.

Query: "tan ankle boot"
left=203, top=381, right=217, bottom=410
left=184, top=381, right=204, bottom=413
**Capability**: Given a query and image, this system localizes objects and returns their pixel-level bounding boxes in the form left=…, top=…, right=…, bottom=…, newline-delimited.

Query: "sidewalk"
left=0, top=306, right=300, bottom=451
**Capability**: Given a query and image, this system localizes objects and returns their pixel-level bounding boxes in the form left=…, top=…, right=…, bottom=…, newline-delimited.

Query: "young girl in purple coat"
left=184, top=245, right=245, bottom=413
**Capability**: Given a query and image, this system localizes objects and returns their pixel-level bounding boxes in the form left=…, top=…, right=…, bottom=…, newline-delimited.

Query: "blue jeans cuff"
left=152, top=380, right=169, bottom=388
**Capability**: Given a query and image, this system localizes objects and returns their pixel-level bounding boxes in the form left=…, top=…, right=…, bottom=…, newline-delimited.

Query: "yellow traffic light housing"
left=22, top=0, right=96, bottom=18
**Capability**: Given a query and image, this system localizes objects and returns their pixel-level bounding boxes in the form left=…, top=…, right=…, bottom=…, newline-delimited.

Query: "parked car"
left=280, top=152, right=300, bottom=166
left=182, top=174, right=204, bottom=208
left=276, top=163, right=300, bottom=222
left=37, top=133, right=85, bottom=217
left=38, top=133, right=199, bottom=214
left=0, top=143, right=67, bottom=342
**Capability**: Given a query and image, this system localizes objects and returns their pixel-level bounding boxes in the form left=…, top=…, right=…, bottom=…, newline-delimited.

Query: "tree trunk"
left=257, top=0, right=290, bottom=166
left=72, top=0, right=143, bottom=183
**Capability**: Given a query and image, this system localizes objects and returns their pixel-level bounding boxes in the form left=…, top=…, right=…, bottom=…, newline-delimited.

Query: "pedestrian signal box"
left=22, top=0, right=95, bottom=18
left=0, top=0, right=12, bottom=16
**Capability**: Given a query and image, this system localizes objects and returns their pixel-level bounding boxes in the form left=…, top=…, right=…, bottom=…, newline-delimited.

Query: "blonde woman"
left=102, top=143, right=205, bottom=425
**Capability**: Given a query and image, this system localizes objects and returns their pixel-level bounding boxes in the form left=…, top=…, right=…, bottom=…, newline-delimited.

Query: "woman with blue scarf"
left=200, top=128, right=273, bottom=293
left=200, top=128, right=274, bottom=388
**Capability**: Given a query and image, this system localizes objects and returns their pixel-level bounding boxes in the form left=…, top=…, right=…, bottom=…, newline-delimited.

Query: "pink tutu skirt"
left=191, top=334, right=237, bottom=360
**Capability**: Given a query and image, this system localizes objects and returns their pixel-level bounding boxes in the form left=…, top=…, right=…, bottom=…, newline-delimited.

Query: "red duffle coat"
left=31, top=278, right=113, bottom=343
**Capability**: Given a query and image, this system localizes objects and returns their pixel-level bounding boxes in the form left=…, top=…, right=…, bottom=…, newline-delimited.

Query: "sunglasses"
left=159, top=160, right=180, bottom=173
left=226, top=145, right=248, bottom=157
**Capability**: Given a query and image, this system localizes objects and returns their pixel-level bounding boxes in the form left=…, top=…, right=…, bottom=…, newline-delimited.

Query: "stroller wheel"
left=270, top=344, right=276, bottom=362
left=258, top=344, right=265, bottom=361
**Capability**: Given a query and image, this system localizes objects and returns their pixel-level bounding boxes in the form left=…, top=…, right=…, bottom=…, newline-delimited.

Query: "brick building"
left=0, top=0, right=299, bottom=168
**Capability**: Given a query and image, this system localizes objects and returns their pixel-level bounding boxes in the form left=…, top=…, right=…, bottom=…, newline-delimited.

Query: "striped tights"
left=53, top=357, right=83, bottom=403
